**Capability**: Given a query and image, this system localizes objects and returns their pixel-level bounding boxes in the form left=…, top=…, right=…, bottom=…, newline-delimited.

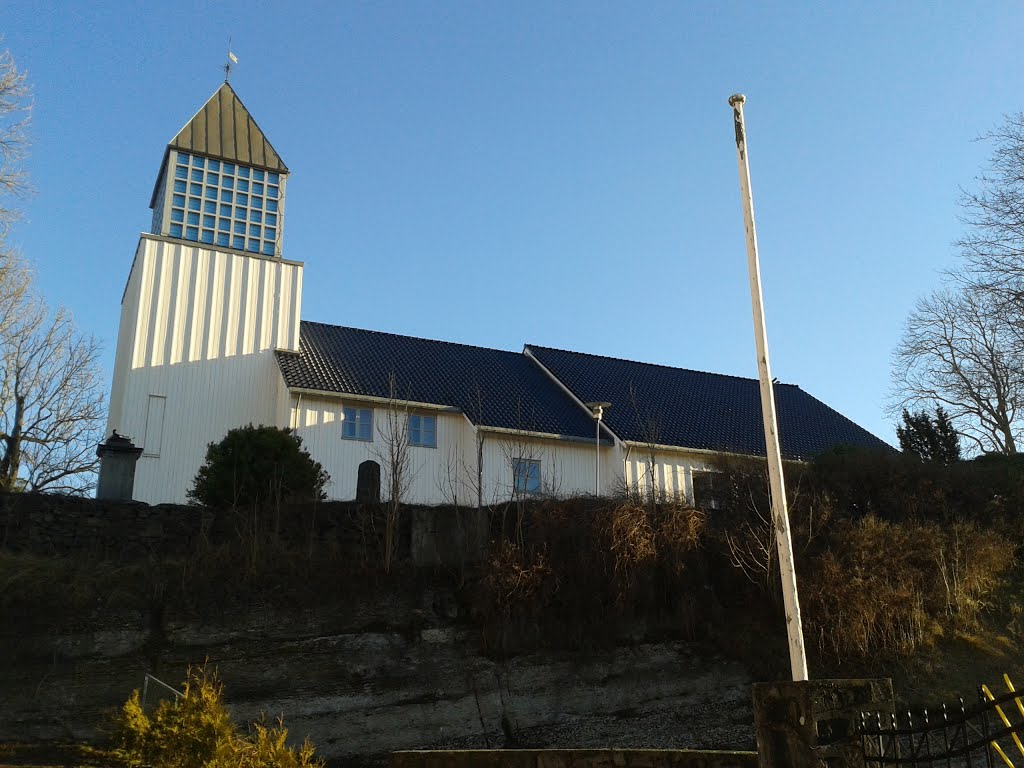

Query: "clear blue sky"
left=3, top=1, right=1023, bottom=445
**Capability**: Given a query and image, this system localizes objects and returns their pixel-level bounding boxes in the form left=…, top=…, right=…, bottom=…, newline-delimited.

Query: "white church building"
left=105, top=83, right=889, bottom=507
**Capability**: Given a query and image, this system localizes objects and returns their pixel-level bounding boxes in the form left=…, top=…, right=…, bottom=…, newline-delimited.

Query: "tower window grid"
left=167, top=151, right=282, bottom=255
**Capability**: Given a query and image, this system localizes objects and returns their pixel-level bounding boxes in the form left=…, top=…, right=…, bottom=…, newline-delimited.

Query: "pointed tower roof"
left=168, top=82, right=288, bottom=172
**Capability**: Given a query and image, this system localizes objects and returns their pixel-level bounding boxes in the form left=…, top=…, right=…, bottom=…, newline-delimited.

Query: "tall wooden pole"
left=728, top=93, right=809, bottom=682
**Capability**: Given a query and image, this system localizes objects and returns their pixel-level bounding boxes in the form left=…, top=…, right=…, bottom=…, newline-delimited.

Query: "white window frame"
left=512, top=458, right=542, bottom=495
left=342, top=406, right=374, bottom=441
left=408, top=413, right=437, bottom=448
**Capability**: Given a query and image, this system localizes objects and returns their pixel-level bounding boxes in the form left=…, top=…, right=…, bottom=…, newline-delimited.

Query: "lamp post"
left=584, top=402, right=611, bottom=496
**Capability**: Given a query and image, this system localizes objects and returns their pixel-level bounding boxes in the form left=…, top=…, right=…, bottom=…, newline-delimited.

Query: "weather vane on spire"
left=224, top=39, right=238, bottom=82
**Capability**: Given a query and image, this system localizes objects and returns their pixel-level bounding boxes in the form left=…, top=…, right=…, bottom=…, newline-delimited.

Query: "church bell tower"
left=103, top=82, right=304, bottom=504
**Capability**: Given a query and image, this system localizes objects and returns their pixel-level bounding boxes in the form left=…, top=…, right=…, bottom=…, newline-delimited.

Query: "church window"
left=191, top=169, right=203, bottom=182
left=217, top=232, right=229, bottom=247
left=173, top=180, right=186, bottom=193
left=237, top=179, right=249, bottom=192
left=252, top=182, right=264, bottom=195
left=193, top=156, right=205, bottom=169
left=267, top=185, right=278, bottom=199
left=249, top=224, right=261, bottom=238
left=250, top=210, right=262, bottom=223
left=251, top=197, right=263, bottom=210
left=204, top=201, right=216, bottom=214
left=187, top=212, right=199, bottom=225
left=170, top=209, right=184, bottom=223
left=513, top=459, right=541, bottom=494
left=342, top=407, right=373, bottom=441
left=207, top=173, right=218, bottom=185
left=142, top=395, right=166, bottom=457
left=266, top=199, right=278, bottom=213
left=233, top=221, right=246, bottom=234
left=253, top=169, right=265, bottom=181
left=237, top=193, right=248, bottom=206
left=222, top=176, right=234, bottom=190
left=223, top=162, right=234, bottom=174
left=262, top=243, right=274, bottom=255
left=221, top=190, right=232, bottom=203
left=265, top=227, right=276, bottom=240
left=247, top=239, right=259, bottom=252
left=219, top=204, right=231, bottom=217
left=170, top=224, right=183, bottom=237
left=177, top=152, right=190, bottom=165
left=201, top=230, right=214, bottom=244
left=265, top=213, right=277, bottom=227
left=186, top=226, right=198, bottom=239
left=188, top=197, right=201, bottom=211
left=268, top=172, right=279, bottom=184
left=218, top=219, right=230, bottom=231
left=203, top=215, right=215, bottom=228
left=408, top=414, right=437, bottom=447
left=208, top=159, right=220, bottom=171
left=238, top=166, right=250, bottom=179
left=190, top=183, right=202, bottom=195
left=232, top=235, right=244, bottom=250
left=172, top=194, right=185, bottom=207
left=174, top=166, right=187, bottom=179
left=204, top=187, right=217, bottom=200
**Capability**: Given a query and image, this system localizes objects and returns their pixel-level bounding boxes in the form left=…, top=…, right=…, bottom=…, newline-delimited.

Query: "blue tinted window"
left=193, top=156, right=205, bottom=169
left=234, top=207, right=246, bottom=220
left=237, top=193, right=248, bottom=206
left=188, top=197, right=201, bottom=210
left=218, top=218, right=230, bottom=231
left=250, top=210, right=262, bottom=223
left=251, top=197, right=263, bottom=210
left=172, top=194, right=185, bottom=207
left=222, top=176, right=234, bottom=190
left=170, top=209, right=184, bottom=222
left=201, top=230, right=214, bottom=243
left=268, top=172, right=279, bottom=184
left=409, top=414, right=437, bottom=447
left=186, top=226, right=199, bottom=240
left=265, top=227, right=276, bottom=240
left=205, top=187, right=217, bottom=200
left=234, top=221, right=246, bottom=234
left=219, top=204, right=231, bottom=216
left=247, top=240, right=259, bottom=252
left=513, top=459, right=541, bottom=494
left=204, top=200, right=216, bottom=213
left=232, top=235, right=245, bottom=249
left=223, top=162, right=235, bottom=174
left=208, top=159, right=220, bottom=171
left=187, top=212, right=199, bottom=225
left=177, top=152, right=190, bottom=165
left=207, top=173, right=219, bottom=185
left=174, top=166, right=187, bottom=179
left=191, top=169, right=203, bottom=181
left=249, top=224, right=261, bottom=237
left=221, top=190, right=233, bottom=203
left=252, top=182, right=264, bottom=195
left=265, top=213, right=277, bottom=227
left=237, top=179, right=249, bottom=192
left=173, top=180, right=186, bottom=193
left=262, top=243, right=275, bottom=255
left=170, top=223, right=183, bottom=237
left=190, top=183, right=202, bottom=195
left=267, top=185, right=279, bottom=199
left=217, top=232, right=230, bottom=247
left=342, top=407, right=373, bottom=441
left=237, top=166, right=250, bottom=179
left=266, top=199, right=278, bottom=212
left=253, top=169, right=265, bottom=181
left=203, top=215, right=215, bottom=227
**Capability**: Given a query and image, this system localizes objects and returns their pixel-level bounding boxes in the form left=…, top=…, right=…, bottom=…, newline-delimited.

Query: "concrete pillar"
left=753, top=679, right=895, bottom=768
left=96, top=431, right=144, bottom=501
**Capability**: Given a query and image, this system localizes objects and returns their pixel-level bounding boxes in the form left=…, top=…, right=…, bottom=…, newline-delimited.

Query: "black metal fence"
left=861, top=681, right=1024, bottom=768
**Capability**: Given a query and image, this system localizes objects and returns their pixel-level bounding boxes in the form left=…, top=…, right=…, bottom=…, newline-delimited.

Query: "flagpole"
left=728, top=93, right=809, bottom=682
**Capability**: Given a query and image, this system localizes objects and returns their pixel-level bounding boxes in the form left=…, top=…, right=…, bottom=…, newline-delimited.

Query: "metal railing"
left=861, top=675, right=1024, bottom=768
left=140, top=672, right=183, bottom=713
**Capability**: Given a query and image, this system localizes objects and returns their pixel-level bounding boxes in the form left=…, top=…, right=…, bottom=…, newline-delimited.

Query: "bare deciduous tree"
left=0, top=47, right=31, bottom=237
left=371, top=373, right=417, bottom=573
left=891, top=286, right=1022, bottom=455
left=0, top=264, right=105, bottom=492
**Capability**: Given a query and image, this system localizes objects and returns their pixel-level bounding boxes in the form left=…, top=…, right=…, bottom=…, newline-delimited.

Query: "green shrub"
left=115, top=665, right=324, bottom=768
left=189, top=425, right=328, bottom=510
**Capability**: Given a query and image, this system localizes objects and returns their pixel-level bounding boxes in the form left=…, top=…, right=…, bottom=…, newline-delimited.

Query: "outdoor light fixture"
left=584, top=401, right=611, bottom=497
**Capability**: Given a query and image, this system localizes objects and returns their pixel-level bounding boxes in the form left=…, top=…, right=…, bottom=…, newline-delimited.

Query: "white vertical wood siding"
left=621, top=448, right=717, bottom=504
left=106, top=236, right=302, bottom=504
left=290, top=394, right=613, bottom=504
